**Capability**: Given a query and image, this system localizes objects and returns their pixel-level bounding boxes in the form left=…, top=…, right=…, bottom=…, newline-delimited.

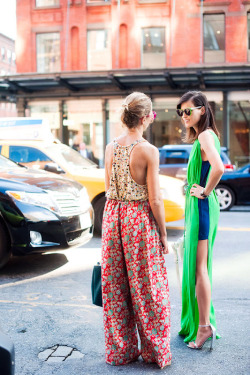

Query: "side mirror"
left=44, top=163, right=64, bottom=174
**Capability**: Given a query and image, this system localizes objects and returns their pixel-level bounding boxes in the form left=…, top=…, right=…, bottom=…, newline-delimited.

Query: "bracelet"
left=200, top=188, right=210, bottom=199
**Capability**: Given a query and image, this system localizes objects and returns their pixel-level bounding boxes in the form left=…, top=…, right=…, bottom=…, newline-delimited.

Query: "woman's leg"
left=121, top=201, right=171, bottom=368
left=102, top=201, right=140, bottom=365
left=196, top=239, right=211, bottom=324
left=188, top=239, right=212, bottom=347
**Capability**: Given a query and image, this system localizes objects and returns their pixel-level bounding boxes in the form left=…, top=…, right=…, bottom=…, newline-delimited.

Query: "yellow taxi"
left=0, top=139, right=184, bottom=232
left=0, top=118, right=184, bottom=233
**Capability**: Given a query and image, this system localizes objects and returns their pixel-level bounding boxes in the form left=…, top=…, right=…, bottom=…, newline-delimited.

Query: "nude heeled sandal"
left=187, top=323, right=216, bottom=350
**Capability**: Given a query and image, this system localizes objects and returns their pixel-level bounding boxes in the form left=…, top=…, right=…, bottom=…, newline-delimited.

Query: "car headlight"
left=7, top=191, right=60, bottom=213
left=79, top=187, right=92, bottom=212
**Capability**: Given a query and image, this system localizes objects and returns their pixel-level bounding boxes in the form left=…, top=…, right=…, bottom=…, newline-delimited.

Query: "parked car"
left=0, top=139, right=186, bottom=232
left=215, top=163, right=250, bottom=211
left=0, top=155, right=93, bottom=268
left=159, top=144, right=234, bottom=180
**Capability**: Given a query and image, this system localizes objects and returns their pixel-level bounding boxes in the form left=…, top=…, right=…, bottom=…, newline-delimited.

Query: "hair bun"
left=121, top=103, right=129, bottom=111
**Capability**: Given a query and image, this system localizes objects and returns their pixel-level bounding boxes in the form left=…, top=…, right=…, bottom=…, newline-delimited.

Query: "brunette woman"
left=176, top=91, right=224, bottom=350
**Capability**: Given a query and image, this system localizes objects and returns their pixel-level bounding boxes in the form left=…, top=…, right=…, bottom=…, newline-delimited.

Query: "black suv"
left=159, top=144, right=234, bottom=179
left=0, top=155, right=93, bottom=268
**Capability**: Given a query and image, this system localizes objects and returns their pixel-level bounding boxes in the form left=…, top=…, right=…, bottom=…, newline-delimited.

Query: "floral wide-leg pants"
left=101, top=199, right=171, bottom=368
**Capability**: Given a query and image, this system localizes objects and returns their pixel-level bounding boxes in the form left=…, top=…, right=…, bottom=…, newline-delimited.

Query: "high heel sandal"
left=187, top=323, right=216, bottom=350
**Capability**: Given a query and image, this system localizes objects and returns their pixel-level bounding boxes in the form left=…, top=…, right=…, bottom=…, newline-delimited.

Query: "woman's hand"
left=190, top=183, right=205, bottom=199
left=160, top=234, right=169, bottom=255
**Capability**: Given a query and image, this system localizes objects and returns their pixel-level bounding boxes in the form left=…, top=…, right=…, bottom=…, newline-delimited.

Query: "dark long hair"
left=177, top=91, right=220, bottom=143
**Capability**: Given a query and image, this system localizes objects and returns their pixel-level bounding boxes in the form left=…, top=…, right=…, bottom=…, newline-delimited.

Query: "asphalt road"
left=0, top=208, right=249, bottom=375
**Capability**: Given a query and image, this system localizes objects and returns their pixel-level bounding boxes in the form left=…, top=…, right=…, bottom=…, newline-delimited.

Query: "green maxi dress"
left=179, top=131, right=221, bottom=343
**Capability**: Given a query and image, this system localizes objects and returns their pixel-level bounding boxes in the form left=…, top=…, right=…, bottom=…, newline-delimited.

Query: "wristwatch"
left=200, top=188, right=209, bottom=199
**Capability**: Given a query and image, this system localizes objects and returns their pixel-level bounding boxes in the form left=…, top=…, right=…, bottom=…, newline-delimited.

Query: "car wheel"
left=215, top=185, right=235, bottom=211
left=93, top=196, right=106, bottom=235
left=0, top=222, right=11, bottom=268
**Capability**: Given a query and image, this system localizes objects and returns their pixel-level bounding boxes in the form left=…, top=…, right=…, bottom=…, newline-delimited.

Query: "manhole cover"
left=38, top=345, right=84, bottom=362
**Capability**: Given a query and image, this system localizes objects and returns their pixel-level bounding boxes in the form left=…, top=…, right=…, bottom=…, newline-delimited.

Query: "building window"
left=141, top=27, right=165, bottom=68
left=87, top=30, right=111, bottom=71
left=203, top=13, right=225, bottom=63
left=12, top=52, right=16, bottom=64
left=229, top=92, right=250, bottom=167
left=66, top=99, right=104, bottom=167
left=36, top=0, right=60, bottom=7
left=87, top=0, right=110, bottom=3
left=248, top=13, right=250, bottom=61
left=28, top=101, right=60, bottom=136
left=7, top=50, right=12, bottom=64
left=36, top=32, right=61, bottom=73
left=138, top=0, right=168, bottom=2
left=1, top=47, right=5, bottom=61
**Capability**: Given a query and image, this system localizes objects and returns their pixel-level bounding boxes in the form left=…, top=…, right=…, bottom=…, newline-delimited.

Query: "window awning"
left=0, top=66, right=249, bottom=100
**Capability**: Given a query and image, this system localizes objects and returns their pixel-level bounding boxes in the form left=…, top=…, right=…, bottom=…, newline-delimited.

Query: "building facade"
left=0, top=33, right=17, bottom=117
left=10, top=0, right=250, bottom=165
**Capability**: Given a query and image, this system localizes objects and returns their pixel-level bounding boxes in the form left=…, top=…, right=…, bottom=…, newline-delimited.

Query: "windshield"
left=0, top=155, right=20, bottom=169
left=45, top=144, right=97, bottom=170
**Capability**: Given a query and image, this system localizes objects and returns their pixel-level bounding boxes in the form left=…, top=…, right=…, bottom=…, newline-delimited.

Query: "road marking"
left=0, top=299, right=96, bottom=310
left=167, top=226, right=250, bottom=232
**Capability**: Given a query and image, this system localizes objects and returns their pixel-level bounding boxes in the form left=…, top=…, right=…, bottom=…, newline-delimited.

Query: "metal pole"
left=200, top=0, right=203, bottom=64
left=59, top=100, right=64, bottom=142
left=64, top=0, right=70, bottom=70
left=223, top=91, right=229, bottom=152
left=102, top=99, right=107, bottom=158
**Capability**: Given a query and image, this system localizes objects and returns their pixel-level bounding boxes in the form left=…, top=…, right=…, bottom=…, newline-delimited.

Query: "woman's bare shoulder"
left=138, top=141, right=159, bottom=155
left=198, top=130, right=215, bottom=143
left=105, top=141, right=114, bottom=152
left=198, top=130, right=216, bottom=152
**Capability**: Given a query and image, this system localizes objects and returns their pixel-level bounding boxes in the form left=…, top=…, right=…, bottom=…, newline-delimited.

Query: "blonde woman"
left=102, top=92, right=171, bottom=369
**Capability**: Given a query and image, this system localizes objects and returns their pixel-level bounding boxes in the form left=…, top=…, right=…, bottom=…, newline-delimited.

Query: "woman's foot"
left=187, top=324, right=215, bottom=350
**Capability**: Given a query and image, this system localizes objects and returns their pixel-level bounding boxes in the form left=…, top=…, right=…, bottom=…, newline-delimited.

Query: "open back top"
left=106, top=139, right=148, bottom=202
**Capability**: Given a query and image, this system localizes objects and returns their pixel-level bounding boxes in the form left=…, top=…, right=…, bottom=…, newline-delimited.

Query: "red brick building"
left=16, top=0, right=250, bottom=72
left=7, top=0, right=250, bottom=165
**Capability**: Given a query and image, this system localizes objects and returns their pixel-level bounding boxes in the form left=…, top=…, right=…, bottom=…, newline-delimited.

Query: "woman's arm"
left=146, top=146, right=169, bottom=254
left=190, top=131, right=224, bottom=199
left=104, top=143, right=113, bottom=192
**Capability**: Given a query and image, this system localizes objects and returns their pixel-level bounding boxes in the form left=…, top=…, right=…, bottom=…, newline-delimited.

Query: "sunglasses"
left=141, top=111, right=157, bottom=120
left=176, top=106, right=202, bottom=117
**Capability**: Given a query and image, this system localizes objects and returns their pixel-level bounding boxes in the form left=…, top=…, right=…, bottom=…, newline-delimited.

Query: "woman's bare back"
left=105, top=135, right=157, bottom=189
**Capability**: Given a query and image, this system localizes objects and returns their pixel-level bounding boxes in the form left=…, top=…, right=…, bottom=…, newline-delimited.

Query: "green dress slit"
left=179, top=131, right=221, bottom=343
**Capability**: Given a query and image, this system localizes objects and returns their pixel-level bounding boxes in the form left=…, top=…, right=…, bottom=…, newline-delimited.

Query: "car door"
left=235, top=166, right=250, bottom=204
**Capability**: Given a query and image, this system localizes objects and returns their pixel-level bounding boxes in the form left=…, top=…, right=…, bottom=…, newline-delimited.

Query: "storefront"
left=2, top=68, right=250, bottom=167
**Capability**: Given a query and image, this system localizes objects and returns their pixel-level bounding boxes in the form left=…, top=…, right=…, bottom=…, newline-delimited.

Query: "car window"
left=9, top=146, right=52, bottom=164
left=45, top=144, right=97, bottom=169
left=220, top=150, right=230, bottom=164
left=160, top=150, right=189, bottom=164
left=0, top=155, right=20, bottom=169
left=242, top=166, right=250, bottom=174
left=0, top=145, right=2, bottom=153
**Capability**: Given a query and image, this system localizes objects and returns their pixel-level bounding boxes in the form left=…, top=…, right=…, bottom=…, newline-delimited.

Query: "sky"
left=0, top=0, right=16, bottom=40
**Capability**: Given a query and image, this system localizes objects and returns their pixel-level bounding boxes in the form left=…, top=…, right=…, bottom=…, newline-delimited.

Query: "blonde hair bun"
left=121, top=92, right=152, bottom=129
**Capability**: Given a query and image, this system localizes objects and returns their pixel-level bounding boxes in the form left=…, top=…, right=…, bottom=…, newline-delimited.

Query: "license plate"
left=79, top=212, right=92, bottom=229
